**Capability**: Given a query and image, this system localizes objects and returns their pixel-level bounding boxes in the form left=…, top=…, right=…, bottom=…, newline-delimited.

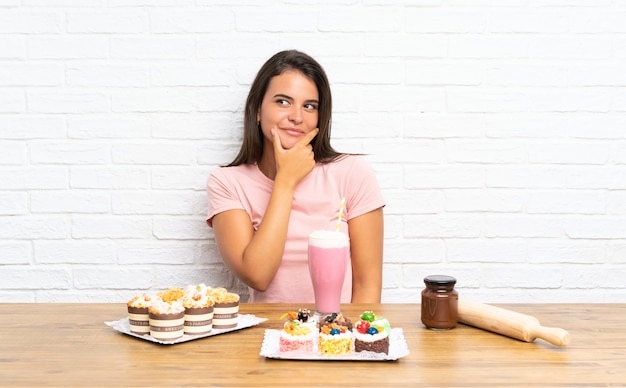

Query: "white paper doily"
left=105, top=314, right=267, bottom=345
left=259, top=327, right=409, bottom=361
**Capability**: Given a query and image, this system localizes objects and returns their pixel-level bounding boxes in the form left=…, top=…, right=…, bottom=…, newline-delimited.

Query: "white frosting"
left=280, top=330, right=315, bottom=341
left=300, top=321, right=317, bottom=331
left=182, top=291, right=214, bottom=308
left=128, top=293, right=153, bottom=308
left=184, top=283, right=211, bottom=296
left=353, top=329, right=388, bottom=342
left=308, top=230, right=349, bottom=248
left=319, top=331, right=352, bottom=341
left=150, top=299, right=184, bottom=314
left=285, top=318, right=316, bottom=331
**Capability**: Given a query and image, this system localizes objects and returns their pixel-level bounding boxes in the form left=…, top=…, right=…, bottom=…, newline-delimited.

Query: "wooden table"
left=2, top=303, right=624, bottom=387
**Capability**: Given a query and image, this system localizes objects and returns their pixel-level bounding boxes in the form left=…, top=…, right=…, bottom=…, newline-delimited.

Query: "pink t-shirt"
left=206, top=155, right=386, bottom=304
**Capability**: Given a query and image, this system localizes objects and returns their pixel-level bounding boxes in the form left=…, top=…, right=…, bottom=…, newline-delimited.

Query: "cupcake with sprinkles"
left=318, top=313, right=353, bottom=355
left=279, top=308, right=316, bottom=353
left=353, top=311, right=390, bottom=355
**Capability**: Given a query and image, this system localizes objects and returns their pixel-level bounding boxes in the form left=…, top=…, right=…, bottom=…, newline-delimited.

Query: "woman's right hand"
left=271, top=127, right=319, bottom=189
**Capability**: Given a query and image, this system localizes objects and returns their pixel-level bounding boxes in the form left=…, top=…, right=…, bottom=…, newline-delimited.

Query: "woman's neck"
left=257, top=145, right=276, bottom=180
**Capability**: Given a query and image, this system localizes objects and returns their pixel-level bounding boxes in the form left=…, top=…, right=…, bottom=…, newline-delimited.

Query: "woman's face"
left=257, top=70, right=319, bottom=150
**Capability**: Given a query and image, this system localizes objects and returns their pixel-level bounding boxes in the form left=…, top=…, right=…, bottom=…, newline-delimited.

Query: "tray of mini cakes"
left=105, top=284, right=267, bottom=345
left=259, top=309, right=409, bottom=361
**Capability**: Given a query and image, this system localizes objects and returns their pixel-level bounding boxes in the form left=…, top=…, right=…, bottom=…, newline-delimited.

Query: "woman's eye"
left=304, top=103, right=318, bottom=110
left=276, top=99, right=289, bottom=106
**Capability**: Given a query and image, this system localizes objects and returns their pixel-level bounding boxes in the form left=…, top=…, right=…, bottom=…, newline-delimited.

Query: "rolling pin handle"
left=531, top=326, right=571, bottom=347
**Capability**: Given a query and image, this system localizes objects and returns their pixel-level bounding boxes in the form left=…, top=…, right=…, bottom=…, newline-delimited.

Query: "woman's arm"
left=211, top=129, right=318, bottom=292
left=348, top=207, right=384, bottom=303
left=211, top=180, right=295, bottom=292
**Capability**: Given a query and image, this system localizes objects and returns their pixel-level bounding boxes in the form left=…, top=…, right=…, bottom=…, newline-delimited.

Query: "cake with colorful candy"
left=278, top=308, right=316, bottom=353
left=353, top=311, right=390, bottom=355
left=318, top=313, right=353, bottom=355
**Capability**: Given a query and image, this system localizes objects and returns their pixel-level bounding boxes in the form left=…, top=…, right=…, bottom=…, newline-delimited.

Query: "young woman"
left=206, top=50, right=385, bottom=304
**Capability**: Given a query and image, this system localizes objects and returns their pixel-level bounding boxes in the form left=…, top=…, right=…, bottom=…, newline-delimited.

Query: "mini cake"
left=279, top=308, right=316, bottom=353
left=353, top=311, right=390, bottom=355
left=127, top=293, right=152, bottom=335
left=318, top=313, right=353, bottom=355
left=182, top=285, right=215, bottom=335
left=148, top=298, right=185, bottom=341
left=209, top=288, right=240, bottom=329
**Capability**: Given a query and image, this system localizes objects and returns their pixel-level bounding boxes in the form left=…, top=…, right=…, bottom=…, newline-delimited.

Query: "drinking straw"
left=335, top=197, right=346, bottom=232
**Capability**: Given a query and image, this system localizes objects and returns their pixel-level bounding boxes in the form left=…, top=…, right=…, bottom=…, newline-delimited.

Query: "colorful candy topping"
left=324, top=312, right=339, bottom=323
left=320, top=323, right=348, bottom=335
left=297, top=308, right=311, bottom=322
left=360, top=311, right=375, bottom=322
left=280, top=308, right=312, bottom=323
left=283, top=321, right=311, bottom=336
left=280, top=308, right=314, bottom=336
left=356, top=320, right=370, bottom=333
left=357, top=311, right=385, bottom=335
left=322, top=313, right=352, bottom=330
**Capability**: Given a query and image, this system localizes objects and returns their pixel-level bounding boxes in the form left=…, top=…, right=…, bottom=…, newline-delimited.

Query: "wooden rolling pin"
left=458, top=299, right=571, bottom=346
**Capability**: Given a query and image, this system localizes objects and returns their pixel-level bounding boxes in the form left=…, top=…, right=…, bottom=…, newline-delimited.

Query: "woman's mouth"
left=281, top=127, right=304, bottom=137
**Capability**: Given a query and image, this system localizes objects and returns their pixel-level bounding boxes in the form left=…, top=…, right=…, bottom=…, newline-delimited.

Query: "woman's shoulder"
left=208, top=164, right=270, bottom=192
left=210, top=164, right=257, bottom=180
left=325, top=154, right=374, bottom=173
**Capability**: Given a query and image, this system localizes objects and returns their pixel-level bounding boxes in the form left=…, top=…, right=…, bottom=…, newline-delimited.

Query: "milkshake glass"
left=308, top=230, right=349, bottom=319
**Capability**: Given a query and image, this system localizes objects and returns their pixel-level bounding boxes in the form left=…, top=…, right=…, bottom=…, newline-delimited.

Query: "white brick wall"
left=1, top=1, right=625, bottom=304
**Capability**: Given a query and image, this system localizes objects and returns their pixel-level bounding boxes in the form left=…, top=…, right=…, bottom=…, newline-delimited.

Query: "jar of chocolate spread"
left=421, top=275, right=458, bottom=330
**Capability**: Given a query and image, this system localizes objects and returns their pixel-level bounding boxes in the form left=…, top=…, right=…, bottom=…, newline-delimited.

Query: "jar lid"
left=424, top=275, right=457, bottom=286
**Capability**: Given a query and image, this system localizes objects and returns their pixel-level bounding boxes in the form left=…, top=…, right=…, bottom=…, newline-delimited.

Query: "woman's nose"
left=288, top=106, right=303, bottom=123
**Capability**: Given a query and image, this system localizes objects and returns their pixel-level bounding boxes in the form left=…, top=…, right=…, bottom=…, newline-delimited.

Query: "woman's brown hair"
left=226, top=50, right=341, bottom=167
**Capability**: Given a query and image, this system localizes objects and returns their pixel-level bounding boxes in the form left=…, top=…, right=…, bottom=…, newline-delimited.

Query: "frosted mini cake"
left=353, top=311, right=390, bottom=355
left=149, top=298, right=185, bottom=341
left=209, top=287, right=240, bottom=329
left=279, top=308, right=316, bottom=353
left=127, top=293, right=152, bottom=335
left=318, top=313, right=353, bottom=355
left=182, top=284, right=215, bottom=335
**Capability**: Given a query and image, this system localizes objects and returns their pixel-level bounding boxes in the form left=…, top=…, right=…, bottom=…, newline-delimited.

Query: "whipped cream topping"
left=182, top=290, right=215, bottom=308
left=127, top=293, right=153, bottom=308
left=149, top=298, right=184, bottom=314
